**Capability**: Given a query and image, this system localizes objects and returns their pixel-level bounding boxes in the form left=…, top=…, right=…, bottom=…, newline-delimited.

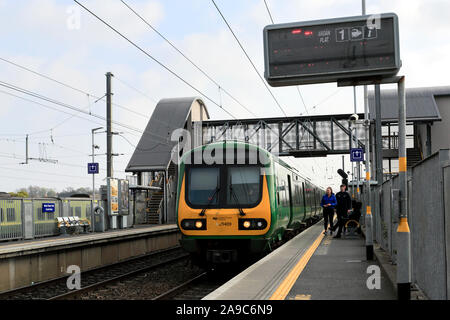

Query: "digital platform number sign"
left=263, top=13, right=401, bottom=86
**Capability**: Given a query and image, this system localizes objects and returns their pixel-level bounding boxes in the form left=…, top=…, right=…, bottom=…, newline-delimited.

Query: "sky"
left=0, top=0, right=448, bottom=193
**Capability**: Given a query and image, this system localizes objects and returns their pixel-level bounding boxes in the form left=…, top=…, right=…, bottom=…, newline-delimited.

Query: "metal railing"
left=0, top=198, right=96, bottom=242
left=363, top=149, right=450, bottom=299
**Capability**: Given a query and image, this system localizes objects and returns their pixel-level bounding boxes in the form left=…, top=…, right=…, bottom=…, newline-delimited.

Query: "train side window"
left=0, top=208, right=3, bottom=222
left=70, top=207, right=74, bottom=216
left=75, top=207, right=81, bottom=217
left=6, top=208, right=15, bottom=222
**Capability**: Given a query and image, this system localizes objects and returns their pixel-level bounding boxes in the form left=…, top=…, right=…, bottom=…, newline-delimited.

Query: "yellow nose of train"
left=178, top=175, right=271, bottom=236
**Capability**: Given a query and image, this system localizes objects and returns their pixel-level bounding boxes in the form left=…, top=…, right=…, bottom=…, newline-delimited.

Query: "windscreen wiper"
left=200, top=186, right=220, bottom=216
left=230, top=176, right=245, bottom=216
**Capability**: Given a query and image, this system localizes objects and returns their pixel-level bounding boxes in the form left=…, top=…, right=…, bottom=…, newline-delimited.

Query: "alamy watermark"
left=366, top=265, right=381, bottom=290
left=66, top=5, right=81, bottom=30
left=66, top=265, right=81, bottom=290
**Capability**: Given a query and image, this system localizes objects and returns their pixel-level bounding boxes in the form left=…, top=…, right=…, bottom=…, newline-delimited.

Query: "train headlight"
left=238, top=219, right=267, bottom=230
left=180, top=219, right=206, bottom=230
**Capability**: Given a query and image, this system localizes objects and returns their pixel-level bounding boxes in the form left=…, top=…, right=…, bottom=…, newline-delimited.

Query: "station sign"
left=263, top=13, right=400, bottom=86
left=42, top=203, right=55, bottom=213
left=87, top=162, right=99, bottom=174
left=350, top=148, right=364, bottom=162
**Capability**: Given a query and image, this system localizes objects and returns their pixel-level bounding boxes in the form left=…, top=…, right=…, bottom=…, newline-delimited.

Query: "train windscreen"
left=227, top=166, right=261, bottom=206
left=188, top=167, right=220, bottom=206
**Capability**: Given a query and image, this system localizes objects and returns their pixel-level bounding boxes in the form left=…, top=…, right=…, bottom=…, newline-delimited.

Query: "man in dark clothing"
left=331, top=184, right=352, bottom=238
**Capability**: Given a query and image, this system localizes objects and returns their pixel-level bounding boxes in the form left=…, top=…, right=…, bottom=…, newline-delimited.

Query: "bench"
left=57, top=216, right=90, bottom=234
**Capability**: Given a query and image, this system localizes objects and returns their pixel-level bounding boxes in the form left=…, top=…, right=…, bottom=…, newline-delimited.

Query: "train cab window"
left=188, top=167, right=220, bottom=206
left=227, top=166, right=261, bottom=207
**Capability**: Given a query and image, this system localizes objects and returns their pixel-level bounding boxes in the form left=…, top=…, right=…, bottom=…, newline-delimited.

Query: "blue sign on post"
left=42, top=203, right=55, bottom=213
left=350, top=148, right=364, bottom=162
left=88, top=162, right=99, bottom=174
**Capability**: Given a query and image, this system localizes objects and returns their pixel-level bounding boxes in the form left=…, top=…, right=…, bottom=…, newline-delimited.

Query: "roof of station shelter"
left=125, top=97, right=209, bottom=172
left=368, top=85, right=449, bottom=123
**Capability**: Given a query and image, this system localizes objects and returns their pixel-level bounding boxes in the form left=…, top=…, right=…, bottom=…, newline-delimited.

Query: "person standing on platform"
left=331, top=184, right=352, bottom=238
left=320, top=187, right=337, bottom=235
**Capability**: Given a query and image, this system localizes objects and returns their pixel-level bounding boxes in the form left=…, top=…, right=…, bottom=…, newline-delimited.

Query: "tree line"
left=7, top=186, right=100, bottom=198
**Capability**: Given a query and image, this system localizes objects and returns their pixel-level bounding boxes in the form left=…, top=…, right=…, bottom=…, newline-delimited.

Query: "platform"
left=0, top=224, right=180, bottom=292
left=204, top=221, right=395, bottom=300
left=0, top=224, right=178, bottom=258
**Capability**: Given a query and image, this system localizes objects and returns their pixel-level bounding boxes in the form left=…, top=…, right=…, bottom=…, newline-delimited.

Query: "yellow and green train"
left=176, top=141, right=324, bottom=267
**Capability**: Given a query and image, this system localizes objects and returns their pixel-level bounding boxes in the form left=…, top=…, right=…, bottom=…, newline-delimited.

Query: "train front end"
left=176, top=142, right=275, bottom=268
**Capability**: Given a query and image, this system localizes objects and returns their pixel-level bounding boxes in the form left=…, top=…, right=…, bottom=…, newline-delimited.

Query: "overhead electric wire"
left=0, top=166, right=91, bottom=180
left=210, top=0, right=287, bottom=117
left=73, top=0, right=237, bottom=119
left=0, top=85, right=176, bottom=155
left=296, top=84, right=309, bottom=116
left=120, top=0, right=257, bottom=118
left=261, top=1, right=310, bottom=116
left=0, top=80, right=145, bottom=134
left=114, top=75, right=158, bottom=104
left=0, top=56, right=150, bottom=121
left=263, top=0, right=274, bottom=24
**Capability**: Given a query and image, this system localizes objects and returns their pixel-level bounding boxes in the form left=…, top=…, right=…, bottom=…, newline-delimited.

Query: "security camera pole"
left=362, top=0, right=373, bottom=262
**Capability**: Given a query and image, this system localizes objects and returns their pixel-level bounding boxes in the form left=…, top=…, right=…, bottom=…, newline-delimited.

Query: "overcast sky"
left=0, top=0, right=448, bottom=193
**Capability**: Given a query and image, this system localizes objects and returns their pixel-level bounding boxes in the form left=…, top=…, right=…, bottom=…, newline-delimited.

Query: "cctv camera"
left=349, top=114, right=359, bottom=121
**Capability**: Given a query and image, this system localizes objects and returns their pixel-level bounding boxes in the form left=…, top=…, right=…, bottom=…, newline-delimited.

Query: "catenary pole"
left=106, top=72, right=114, bottom=178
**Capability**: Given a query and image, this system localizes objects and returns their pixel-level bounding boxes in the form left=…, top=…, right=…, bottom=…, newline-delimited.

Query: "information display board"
left=263, top=13, right=400, bottom=86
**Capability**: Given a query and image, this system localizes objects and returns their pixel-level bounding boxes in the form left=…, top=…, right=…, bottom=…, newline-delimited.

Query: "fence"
left=365, top=149, right=450, bottom=299
left=0, top=197, right=95, bottom=242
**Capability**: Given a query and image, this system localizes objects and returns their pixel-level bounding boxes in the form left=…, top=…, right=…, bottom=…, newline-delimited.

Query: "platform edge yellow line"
left=269, top=231, right=325, bottom=300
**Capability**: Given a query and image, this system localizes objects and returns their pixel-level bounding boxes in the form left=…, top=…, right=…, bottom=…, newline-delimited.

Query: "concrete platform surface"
left=286, top=233, right=396, bottom=300
left=0, top=224, right=178, bottom=258
left=204, top=221, right=396, bottom=300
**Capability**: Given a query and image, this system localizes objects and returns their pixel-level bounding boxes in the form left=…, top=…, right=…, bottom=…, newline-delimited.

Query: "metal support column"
left=106, top=72, right=114, bottom=178
left=426, top=123, right=432, bottom=157
left=364, top=84, right=373, bottom=260
left=91, top=126, right=103, bottom=230
left=375, top=84, right=383, bottom=184
left=396, top=76, right=411, bottom=300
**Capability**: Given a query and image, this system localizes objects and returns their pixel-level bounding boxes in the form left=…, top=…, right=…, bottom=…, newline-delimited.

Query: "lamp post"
left=91, top=127, right=103, bottom=227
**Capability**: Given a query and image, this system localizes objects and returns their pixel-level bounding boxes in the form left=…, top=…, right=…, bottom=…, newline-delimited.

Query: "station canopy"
left=368, top=86, right=447, bottom=123
left=125, top=97, right=209, bottom=172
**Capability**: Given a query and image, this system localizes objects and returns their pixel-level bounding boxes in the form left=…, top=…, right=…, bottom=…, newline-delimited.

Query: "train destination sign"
left=263, top=13, right=401, bottom=86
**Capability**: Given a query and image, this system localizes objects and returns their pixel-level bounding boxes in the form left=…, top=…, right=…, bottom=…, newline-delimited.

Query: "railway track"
left=153, top=216, right=323, bottom=300
left=0, top=246, right=188, bottom=300
left=153, top=272, right=233, bottom=300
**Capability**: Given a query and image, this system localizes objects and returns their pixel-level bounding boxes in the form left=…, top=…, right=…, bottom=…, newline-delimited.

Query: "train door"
left=287, top=175, right=293, bottom=226
left=302, top=182, right=307, bottom=220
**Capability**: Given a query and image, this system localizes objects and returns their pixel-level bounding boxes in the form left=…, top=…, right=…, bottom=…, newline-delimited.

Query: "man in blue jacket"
left=321, top=187, right=337, bottom=235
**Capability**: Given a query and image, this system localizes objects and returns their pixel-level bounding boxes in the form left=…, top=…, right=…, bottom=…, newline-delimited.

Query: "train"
left=176, top=141, right=324, bottom=268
